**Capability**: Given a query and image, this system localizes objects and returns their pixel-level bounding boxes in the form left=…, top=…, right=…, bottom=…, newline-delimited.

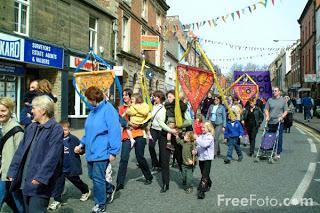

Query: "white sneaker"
left=80, top=189, right=91, bottom=201
left=91, top=204, right=106, bottom=213
left=48, top=201, right=62, bottom=210
left=274, top=154, right=281, bottom=160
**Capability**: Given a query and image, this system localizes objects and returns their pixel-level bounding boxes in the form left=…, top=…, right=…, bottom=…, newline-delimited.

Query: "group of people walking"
left=0, top=77, right=290, bottom=212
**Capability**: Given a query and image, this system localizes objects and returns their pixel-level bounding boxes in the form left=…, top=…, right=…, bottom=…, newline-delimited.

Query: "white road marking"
left=296, top=128, right=306, bottom=135
left=314, top=179, right=320, bottom=182
left=307, top=138, right=317, bottom=153
left=290, top=163, right=317, bottom=205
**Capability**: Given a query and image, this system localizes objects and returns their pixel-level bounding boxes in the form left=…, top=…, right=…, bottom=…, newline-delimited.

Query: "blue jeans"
left=0, top=180, right=25, bottom=212
left=87, top=160, right=113, bottom=208
left=116, top=137, right=152, bottom=186
left=304, top=106, right=312, bottom=120
left=23, top=196, right=49, bottom=213
left=226, top=137, right=243, bottom=160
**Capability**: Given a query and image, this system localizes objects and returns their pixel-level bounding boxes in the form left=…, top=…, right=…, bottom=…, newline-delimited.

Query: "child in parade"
left=224, top=112, right=244, bottom=164
left=48, top=121, right=91, bottom=210
left=195, top=122, right=215, bottom=199
left=20, top=80, right=39, bottom=126
left=193, top=114, right=203, bottom=136
left=122, top=93, right=152, bottom=147
left=176, top=131, right=197, bottom=194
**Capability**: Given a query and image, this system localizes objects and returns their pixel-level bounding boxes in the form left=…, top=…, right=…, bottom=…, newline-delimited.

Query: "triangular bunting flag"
left=236, top=11, right=241, bottom=18
left=231, top=12, right=235, bottom=21
left=248, top=6, right=252, bottom=13
left=272, top=0, right=275, bottom=5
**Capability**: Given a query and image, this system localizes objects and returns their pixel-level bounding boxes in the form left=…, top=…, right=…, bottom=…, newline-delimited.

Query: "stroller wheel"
left=268, top=158, right=274, bottom=164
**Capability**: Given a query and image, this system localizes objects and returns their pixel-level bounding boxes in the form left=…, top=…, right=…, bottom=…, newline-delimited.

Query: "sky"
left=166, top=0, right=309, bottom=74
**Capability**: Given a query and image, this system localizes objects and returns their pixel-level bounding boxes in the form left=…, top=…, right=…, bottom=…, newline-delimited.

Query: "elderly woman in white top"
left=0, top=97, right=24, bottom=212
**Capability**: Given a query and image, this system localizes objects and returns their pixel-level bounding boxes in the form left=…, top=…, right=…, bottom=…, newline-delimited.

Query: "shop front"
left=0, top=32, right=64, bottom=121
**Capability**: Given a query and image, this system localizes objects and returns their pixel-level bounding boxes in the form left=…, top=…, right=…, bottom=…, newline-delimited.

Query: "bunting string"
left=181, top=0, right=276, bottom=30
left=211, top=52, right=277, bottom=62
left=197, top=38, right=283, bottom=51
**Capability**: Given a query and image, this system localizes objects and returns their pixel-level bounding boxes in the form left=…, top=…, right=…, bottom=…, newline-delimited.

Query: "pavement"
left=2, top=120, right=320, bottom=213
left=293, top=111, right=320, bottom=133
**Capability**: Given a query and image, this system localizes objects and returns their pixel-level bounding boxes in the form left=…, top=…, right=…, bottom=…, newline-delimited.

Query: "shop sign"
left=24, top=39, right=64, bottom=69
left=0, top=33, right=24, bottom=62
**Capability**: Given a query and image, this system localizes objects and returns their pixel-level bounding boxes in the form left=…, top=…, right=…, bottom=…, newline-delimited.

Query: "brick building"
left=164, top=16, right=188, bottom=91
left=298, top=0, right=317, bottom=97
left=0, top=0, right=117, bottom=127
left=286, top=42, right=301, bottom=97
left=116, top=0, right=169, bottom=94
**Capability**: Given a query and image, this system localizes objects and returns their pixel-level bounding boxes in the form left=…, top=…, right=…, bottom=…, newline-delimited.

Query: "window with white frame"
left=142, top=0, right=148, bottom=20
left=14, top=0, right=29, bottom=35
left=156, top=12, right=161, bottom=32
left=89, top=16, right=98, bottom=53
left=122, top=16, right=130, bottom=52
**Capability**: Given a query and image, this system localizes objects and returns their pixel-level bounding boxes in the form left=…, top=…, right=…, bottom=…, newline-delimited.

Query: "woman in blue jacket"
left=74, top=86, right=121, bottom=213
left=206, top=96, right=227, bottom=157
left=8, top=95, right=64, bottom=213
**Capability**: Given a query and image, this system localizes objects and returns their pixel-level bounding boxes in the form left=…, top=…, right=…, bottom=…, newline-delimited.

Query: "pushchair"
left=254, top=122, right=281, bottom=164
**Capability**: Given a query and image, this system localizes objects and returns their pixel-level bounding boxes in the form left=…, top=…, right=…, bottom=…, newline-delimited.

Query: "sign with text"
left=24, top=39, right=64, bottom=69
left=233, top=71, right=272, bottom=100
left=69, top=56, right=99, bottom=71
left=0, top=33, right=24, bottom=62
left=141, top=35, right=160, bottom=51
left=304, top=74, right=317, bottom=82
left=0, top=62, right=25, bottom=76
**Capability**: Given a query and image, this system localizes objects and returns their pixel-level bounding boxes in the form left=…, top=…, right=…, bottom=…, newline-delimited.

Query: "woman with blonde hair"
left=194, top=121, right=215, bottom=199
left=0, top=97, right=24, bottom=212
left=8, top=95, right=64, bottom=212
left=38, top=79, right=57, bottom=103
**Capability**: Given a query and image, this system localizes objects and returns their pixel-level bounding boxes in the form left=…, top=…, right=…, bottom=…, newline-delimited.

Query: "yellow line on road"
left=294, top=123, right=320, bottom=143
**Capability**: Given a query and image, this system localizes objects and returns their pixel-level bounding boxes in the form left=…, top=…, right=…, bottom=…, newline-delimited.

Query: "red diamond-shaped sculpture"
left=177, top=64, right=214, bottom=113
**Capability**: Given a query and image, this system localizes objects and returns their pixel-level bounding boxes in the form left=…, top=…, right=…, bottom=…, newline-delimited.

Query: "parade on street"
left=0, top=0, right=320, bottom=213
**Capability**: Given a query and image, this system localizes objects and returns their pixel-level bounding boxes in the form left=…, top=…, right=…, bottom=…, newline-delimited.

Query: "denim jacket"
left=206, top=104, right=226, bottom=127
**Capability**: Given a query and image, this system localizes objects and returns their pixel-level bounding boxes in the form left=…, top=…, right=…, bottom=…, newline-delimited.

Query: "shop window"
left=14, top=0, right=29, bottom=36
left=68, top=73, right=88, bottom=118
left=89, top=16, right=98, bottom=53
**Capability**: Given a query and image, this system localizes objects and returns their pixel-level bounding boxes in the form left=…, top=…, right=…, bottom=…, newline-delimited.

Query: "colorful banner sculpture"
left=233, top=71, right=272, bottom=100
left=224, top=73, right=259, bottom=106
left=74, top=70, right=115, bottom=95
left=173, top=39, right=237, bottom=123
left=177, top=64, right=214, bottom=113
left=72, top=50, right=123, bottom=108
left=233, top=84, right=258, bottom=106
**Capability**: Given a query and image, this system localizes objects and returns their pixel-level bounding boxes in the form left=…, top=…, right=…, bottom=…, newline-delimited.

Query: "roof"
left=298, top=0, right=314, bottom=24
